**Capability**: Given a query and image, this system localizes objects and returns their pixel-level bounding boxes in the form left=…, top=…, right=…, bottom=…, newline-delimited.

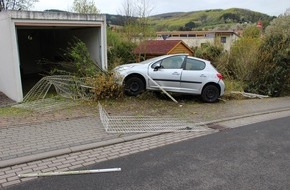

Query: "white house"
left=0, top=10, right=107, bottom=102
left=156, top=30, right=240, bottom=51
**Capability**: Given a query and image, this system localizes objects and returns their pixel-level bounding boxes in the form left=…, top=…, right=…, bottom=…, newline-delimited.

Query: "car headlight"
left=115, top=65, right=135, bottom=72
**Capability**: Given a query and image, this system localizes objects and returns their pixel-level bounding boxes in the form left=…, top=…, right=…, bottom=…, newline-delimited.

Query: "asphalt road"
left=6, top=116, right=290, bottom=190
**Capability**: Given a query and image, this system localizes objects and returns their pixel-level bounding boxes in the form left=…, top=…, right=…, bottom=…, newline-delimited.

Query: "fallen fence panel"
left=18, top=168, right=121, bottom=178
left=98, top=103, right=214, bottom=133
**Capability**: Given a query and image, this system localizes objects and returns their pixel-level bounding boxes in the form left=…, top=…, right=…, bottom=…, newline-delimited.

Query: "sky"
left=32, top=0, right=290, bottom=16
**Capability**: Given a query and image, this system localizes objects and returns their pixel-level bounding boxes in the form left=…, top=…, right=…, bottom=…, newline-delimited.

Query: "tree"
left=72, top=0, right=99, bottom=14
left=286, top=7, right=290, bottom=16
left=119, top=0, right=154, bottom=42
left=0, top=0, right=38, bottom=11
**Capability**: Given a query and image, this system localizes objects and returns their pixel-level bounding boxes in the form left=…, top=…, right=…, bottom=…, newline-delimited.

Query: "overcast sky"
left=32, top=0, right=290, bottom=16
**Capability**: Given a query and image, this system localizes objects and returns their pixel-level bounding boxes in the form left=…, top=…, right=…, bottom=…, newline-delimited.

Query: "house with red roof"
left=133, top=40, right=194, bottom=62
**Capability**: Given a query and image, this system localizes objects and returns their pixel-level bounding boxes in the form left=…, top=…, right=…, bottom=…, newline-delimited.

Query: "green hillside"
left=149, top=8, right=275, bottom=31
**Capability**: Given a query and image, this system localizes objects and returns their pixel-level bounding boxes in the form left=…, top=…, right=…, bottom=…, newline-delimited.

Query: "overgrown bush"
left=194, top=43, right=223, bottom=64
left=86, top=72, right=124, bottom=100
left=107, top=27, right=137, bottom=69
left=45, top=37, right=124, bottom=100
left=218, top=16, right=290, bottom=97
left=218, top=36, right=261, bottom=81
left=245, top=15, right=290, bottom=96
left=62, top=38, right=101, bottom=77
left=216, top=26, right=261, bottom=91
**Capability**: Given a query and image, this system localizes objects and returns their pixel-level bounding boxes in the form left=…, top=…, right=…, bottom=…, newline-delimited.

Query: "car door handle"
left=172, top=72, right=180, bottom=75
left=200, top=74, right=206, bottom=77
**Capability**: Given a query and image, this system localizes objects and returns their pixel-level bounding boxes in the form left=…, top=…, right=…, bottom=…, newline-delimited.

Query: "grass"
left=0, top=107, right=32, bottom=116
left=0, top=84, right=249, bottom=127
left=98, top=91, right=212, bottom=119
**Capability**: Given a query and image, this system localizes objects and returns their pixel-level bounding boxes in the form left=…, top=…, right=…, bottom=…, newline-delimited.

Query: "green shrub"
left=63, top=38, right=101, bottom=77
left=245, top=15, right=290, bottom=96
left=86, top=72, right=124, bottom=100
left=48, top=38, right=101, bottom=77
left=194, top=43, right=223, bottom=64
left=107, top=28, right=136, bottom=69
left=216, top=25, right=262, bottom=92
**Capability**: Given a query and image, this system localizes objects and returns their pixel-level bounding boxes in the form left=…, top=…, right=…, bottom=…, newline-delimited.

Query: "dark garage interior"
left=16, top=26, right=101, bottom=95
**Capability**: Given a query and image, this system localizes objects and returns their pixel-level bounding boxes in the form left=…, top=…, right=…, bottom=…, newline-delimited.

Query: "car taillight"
left=217, top=73, right=223, bottom=80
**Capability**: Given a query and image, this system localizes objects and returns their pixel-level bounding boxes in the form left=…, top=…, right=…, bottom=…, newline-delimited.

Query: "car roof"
left=141, top=54, right=210, bottom=64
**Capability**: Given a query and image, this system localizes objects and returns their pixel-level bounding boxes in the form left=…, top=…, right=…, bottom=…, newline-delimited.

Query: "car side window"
left=185, top=58, right=206, bottom=70
left=160, top=56, right=185, bottom=69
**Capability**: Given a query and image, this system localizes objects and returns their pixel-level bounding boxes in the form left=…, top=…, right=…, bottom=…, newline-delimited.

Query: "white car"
left=114, top=54, right=225, bottom=103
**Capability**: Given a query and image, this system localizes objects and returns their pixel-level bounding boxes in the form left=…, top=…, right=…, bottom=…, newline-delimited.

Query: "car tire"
left=124, top=77, right=145, bottom=96
left=201, top=85, right=219, bottom=103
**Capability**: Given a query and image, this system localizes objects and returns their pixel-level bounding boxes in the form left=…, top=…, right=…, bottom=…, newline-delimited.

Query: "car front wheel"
left=201, top=85, right=220, bottom=103
left=124, top=77, right=145, bottom=96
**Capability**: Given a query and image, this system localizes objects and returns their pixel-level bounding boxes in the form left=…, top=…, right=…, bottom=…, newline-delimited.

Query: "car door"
left=148, top=55, right=185, bottom=91
left=180, top=57, right=206, bottom=93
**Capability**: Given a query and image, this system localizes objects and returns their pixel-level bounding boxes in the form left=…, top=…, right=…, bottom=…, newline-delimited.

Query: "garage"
left=0, top=10, right=107, bottom=102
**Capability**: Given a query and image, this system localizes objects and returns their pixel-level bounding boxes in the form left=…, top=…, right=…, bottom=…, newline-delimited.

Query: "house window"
left=221, top=37, right=227, bottom=43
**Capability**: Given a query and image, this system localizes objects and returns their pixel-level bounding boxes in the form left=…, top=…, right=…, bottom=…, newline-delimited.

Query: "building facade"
left=156, top=30, right=240, bottom=51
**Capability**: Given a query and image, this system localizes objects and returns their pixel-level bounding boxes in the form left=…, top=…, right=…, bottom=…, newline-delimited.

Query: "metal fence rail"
left=23, top=75, right=90, bottom=102
left=98, top=103, right=213, bottom=133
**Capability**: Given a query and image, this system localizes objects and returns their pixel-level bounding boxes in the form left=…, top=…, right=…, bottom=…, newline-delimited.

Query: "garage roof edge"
left=3, top=10, right=106, bottom=22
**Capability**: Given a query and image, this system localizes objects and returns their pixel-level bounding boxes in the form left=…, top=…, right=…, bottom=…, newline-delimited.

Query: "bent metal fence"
left=98, top=103, right=214, bottom=133
left=23, top=75, right=91, bottom=102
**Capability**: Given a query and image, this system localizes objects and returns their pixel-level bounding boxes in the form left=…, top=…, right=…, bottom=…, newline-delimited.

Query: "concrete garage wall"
left=72, top=28, right=102, bottom=69
left=0, top=13, right=23, bottom=102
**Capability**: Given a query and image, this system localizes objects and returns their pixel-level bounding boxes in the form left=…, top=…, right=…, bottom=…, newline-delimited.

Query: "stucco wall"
left=0, top=14, right=23, bottom=102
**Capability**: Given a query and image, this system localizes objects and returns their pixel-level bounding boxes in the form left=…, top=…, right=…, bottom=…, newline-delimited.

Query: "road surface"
left=6, top=116, right=290, bottom=190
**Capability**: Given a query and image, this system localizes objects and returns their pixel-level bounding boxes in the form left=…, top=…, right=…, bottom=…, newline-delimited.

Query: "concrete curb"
left=1, top=107, right=290, bottom=168
left=196, top=107, right=290, bottom=125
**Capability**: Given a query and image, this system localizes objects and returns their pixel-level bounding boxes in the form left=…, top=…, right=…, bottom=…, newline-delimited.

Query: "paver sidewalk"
left=0, top=117, right=139, bottom=168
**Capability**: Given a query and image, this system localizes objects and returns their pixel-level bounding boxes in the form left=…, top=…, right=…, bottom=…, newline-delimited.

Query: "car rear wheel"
left=124, top=77, right=145, bottom=96
left=201, top=85, right=219, bottom=103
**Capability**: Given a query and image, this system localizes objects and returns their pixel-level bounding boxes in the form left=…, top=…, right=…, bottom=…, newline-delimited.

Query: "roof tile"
left=133, top=40, right=182, bottom=55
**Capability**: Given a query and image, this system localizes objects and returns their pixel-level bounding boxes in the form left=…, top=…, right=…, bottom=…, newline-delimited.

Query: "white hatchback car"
left=114, top=54, right=225, bottom=103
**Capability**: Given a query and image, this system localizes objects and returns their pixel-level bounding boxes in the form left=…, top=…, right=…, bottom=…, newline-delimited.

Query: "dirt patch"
left=0, top=103, right=98, bottom=127
left=0, top=92, right=16, bottom=108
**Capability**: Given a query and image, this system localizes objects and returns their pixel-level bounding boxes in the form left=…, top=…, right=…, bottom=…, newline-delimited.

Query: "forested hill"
left=107, top=8, right=275, bottom=31
left=149, top=8, right=275, bottom=31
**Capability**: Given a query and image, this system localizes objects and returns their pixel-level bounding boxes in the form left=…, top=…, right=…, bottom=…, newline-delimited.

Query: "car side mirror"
left=153, top=63, right=162, bottom=71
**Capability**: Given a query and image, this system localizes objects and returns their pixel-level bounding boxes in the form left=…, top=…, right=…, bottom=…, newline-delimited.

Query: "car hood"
left=116, top=63, right=139, bottom=68
left=114, top=63, right=148, bottom=71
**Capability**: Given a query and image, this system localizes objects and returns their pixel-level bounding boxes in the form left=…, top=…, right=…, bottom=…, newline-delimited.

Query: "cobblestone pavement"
left=0, top=117, right=132, bottom=162
left=0, top=97, right=290, bottom=188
